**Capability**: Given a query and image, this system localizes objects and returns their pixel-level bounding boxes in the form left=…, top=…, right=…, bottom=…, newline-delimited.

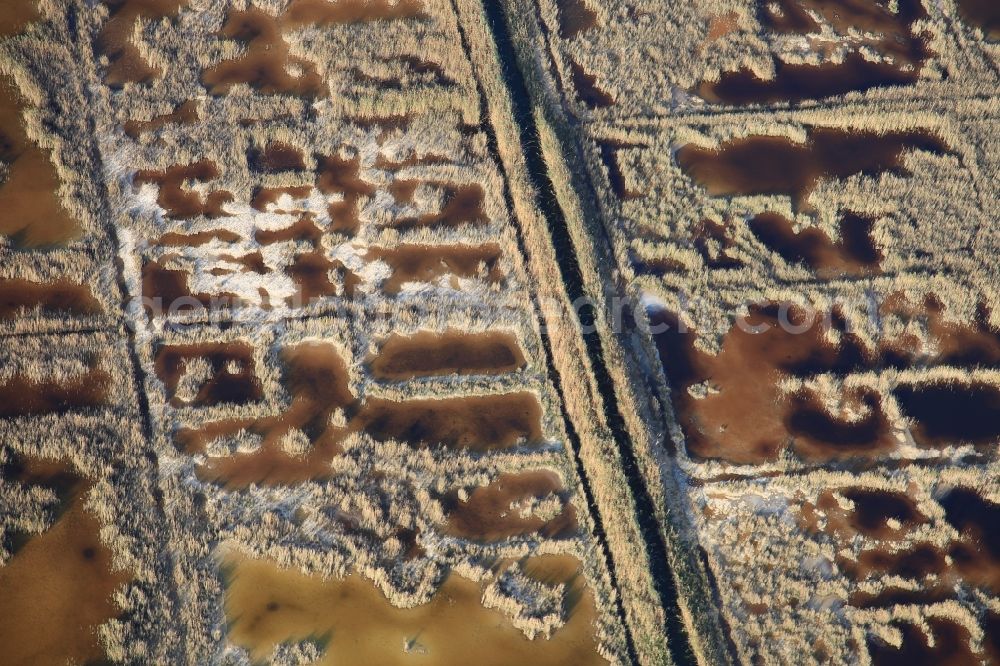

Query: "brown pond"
left=867, top=618, right=978, bottom=666
left=0, top=364, right=110, bottom=418
left=285, top=251, right=361, bottom=303
left=842, top=544, right=948, bottom=591
left=156, top=228, right=241, bottom=247
left=181, top=342, right=545, bottom=486
left=802, top=487, right=925, bottom=543
left=748, top=211, right=881, bottom=277
left=201, top=1, right=426, bottom=97
left=894, top=381, right=1000, bottom=448
left=141, top=256, right=239, bottom=314
left=939, top=487, right=1000, bottom=593
left=357, top=393, right=544, bottom=452
left=134, top=160, right=234, bottom=219
left=369, top=244, right=504, bottom=294
left=369, top=330, right=524, bottom=379
left=646, top=305, right=894, bottom=464
left=985, top=610, right=1000, bottom=664
left=178, top=341, right=356, bottom=487
left=439, top=470, right=578, bottom=542
left=123, top=100, right=199, bottom=139
left=955, top=0, right=999, bottom=40
left=97, top=0, right=189, bottom=87
left=0, top=75, right=82, bottom=248
left=569, top=60, right=614, bottom=109
left=699, top=0, right=930, bottom=104
left=154, top=342, right=262, bottom=407
left=251, top=185, right=313, bottom=213
left=395, top=184, right=489, bottom=230
left=316, top=154, right=376, bottom=234
left=879, top=296, right=1000, bottom=370
left=0, top=0, right=40, bottom=37
left=0, top=279, right=102, bottom=320
left=222, top=552, right=604, bottom=666
left=557, top=0, right=597, bottom=39
left=201, top=8, right=325, bottom=98
left=675, top=128, right=947, bottom=207
left=255, top=216, right=323, bottom=246
left=0, top=459, right=130, bottom=665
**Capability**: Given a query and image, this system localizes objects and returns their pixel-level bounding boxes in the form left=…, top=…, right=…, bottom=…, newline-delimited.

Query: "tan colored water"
left=0, top=459, right=130, bottom=666
left=97, top=0, right=188, bottom=87
left=222, top=552, right=605, bottom=665
left=0, top=75, right=82, bottom=247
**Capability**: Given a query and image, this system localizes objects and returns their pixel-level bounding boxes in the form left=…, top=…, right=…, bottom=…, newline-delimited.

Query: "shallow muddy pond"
left=222, top=552, right=605, bottom=665
left=369, top=330, right=524, bottom=379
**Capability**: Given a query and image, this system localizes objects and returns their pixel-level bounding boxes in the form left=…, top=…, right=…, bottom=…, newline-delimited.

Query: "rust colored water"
left=181, top=343, right=544, bottom=484
left=939, top=487, right=1000, bottom=592
left=557, top=0, right=597, bottom=39
left=369, top=243, right=503, bottom=293
left=369, top=330, right=524, bottom=379
left=395, top=184, right=489, bottom=229
left=955, top=0, right=999, bottom=39
left=255, top=216, right=323, bottom=246
left=156, top=228, right=241, bottom=247
left=178, top=342, right=355, bottom=487
left=785, top=388, right=892, bottom=459
left=222, top=552, right=605, bottom=666
left=284, top=251, right=359, bottom=303
left=0, top=366, right=110, bottom=418
left=251, top=185, right=313, bottom=213
left=801, top=487, right=926, bottom=543
left=440, top=470, right=578, bottom=541
left=749, top=211, right=881, bottom=276
left=676, top=128, right=946, bottom=206
left=699, top=0, right=930, bottom=104
left=0, top=75, right=82, bottom=247
left=894, top=381, right=1000, bottom=447
left=0, top=460, right=130, bottom=665
left=97, top=0, right=188, bottom=87
left=843, top=545, right=948, bottom=589
left=316, top=154, right=376, bottom=234
left=569, top=60, right=614, bottom=108
left=201, top=1, right=426, bottom=97
left=201, top=8, right=325, bottom=98
left=0, top=279, right=102, bottom=320
left=123, top=100, right=199, bottom=138
left=840, top=487, right=924, bottom=537
left=141, top=256, right=234, bottom=314
left=646, top=306, right=892, bottom=464
left=985, top=611, right=1000, bottom=663
left=154, top=342, right=262, bottom=407
left=0, top=0, right=40, bottom=37
left=358, top=393, right=544, bottom=452
left=134, top=160, right=234, bottom=219
left=884, top=297, right=1000, bottom=369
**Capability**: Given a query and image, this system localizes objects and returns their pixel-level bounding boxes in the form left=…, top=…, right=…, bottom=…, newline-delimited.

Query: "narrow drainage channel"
left=481, top=3, right=699, bottom=665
